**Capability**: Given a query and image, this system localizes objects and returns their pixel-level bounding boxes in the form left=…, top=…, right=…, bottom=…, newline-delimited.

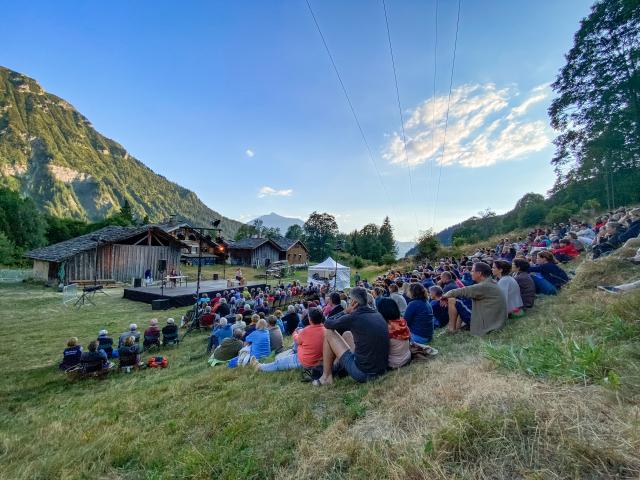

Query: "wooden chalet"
left=24, top=226, right=186, bottom=284
left=157, top=220, right=222, bottom=265
left=227, top=237, right=308, bottom=267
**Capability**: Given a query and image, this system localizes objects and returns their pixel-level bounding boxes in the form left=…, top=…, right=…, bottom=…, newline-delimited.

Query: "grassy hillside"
left=0, top=66, right=241, bottom=237
left=1, top=250, right=639, bottom=479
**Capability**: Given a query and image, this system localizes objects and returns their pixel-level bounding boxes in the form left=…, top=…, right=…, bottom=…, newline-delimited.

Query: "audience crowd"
left=59, top=206, right=640, bottom=382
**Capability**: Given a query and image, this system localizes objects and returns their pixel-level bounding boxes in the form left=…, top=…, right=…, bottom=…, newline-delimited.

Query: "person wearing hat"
left=97, top=329, right=114, bottom=358
left=162, top=318, right=179, bottom=345
left=118, top=323, right=140, bottom=348
left=143, top=318, right=161, bottom=349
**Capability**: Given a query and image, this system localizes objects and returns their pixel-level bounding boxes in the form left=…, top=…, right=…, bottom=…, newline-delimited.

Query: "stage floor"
left=123, top=280, right=266, bottom=308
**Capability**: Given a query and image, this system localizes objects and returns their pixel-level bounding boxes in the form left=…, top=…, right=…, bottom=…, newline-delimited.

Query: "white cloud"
left=258, top=186, right=293, bottom=198
left=384, top=83, right=551, bottom=169
left=245, top=149, right=255, bottom=158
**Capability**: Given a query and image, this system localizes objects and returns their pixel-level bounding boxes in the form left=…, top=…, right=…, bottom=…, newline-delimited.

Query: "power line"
left=305, top=0, right=396, bottom=217
left=432, top=0, right=462, bottom=229
left=381, top=0, right=420, bottom=234
left=429, top=0, right=439, bottom=193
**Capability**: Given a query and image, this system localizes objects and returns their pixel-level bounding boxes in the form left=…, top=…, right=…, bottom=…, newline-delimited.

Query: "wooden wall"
left=111, top=245, right=181, bottom=282
left=251, top=243, right=281, bottom=268
left=285, top=244, right=308, bottom=265
left=32, top=260, right=51, bottom=281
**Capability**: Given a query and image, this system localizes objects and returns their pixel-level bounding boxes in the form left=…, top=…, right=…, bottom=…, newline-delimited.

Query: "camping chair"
left=68, top=358, right=110, bottom=380
left=200, top=313, right=215, bottom=330
left=119, top=351, right=140, bottom=373
left=143, top=333, right=161, bottom=351
left=162, top=326, right=179, bottom=347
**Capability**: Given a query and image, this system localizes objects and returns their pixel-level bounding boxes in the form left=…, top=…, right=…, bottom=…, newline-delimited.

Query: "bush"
left=545, top=203, right=577, bottom=224
left=381, top=253, right=396, bottom=265
left=351, top=256, right=365, bottom=269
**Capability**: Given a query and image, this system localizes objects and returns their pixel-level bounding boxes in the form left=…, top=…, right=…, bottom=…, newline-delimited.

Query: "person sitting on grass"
left=162, top=318, right=179, bottom=345
left=283, top=305, right=300, bottom=335
left=253, top=309, right=326, bottom=373
left=389, top=283, right=407, bottom=316
left=245, top=318, right=271, bottom=361
left=59, top=337, right=83, bottom=371
left=97, top=330, right=114, bottom=358
left=80, top=340, right=111, bottom=372
left=244, top=314, right=259, bottom=339
left=207, top=317, right=233, bottom=354
left=267, top=315, right=284, bottom=354
left=231, top=314, right=247, bottom=334
left=118, top=324, right=140, bottom=348
left=439, top=271, right=458, bottom=293
left=429, top=285, right=471, bottom=330
left=143, top=319, right=161, bottom=349
left=529, top=250, right=569, bottom=294
left=210, top=328, right=245, bottom=363
left=511, top=259, right=536, bottom=309
left=552, top=238, right=580, bottom=263
left=492, top=260, right=524, bottom=316
left=315, top=287, right=389, bottom=385
left=377, top=297, right=411, bottom=369
left=118, top=335, right=141, bottom=368
left=404, top=283, right=435, bottom=345
left=443, top=262, right=506, bottom=336
left=273, top=310, right=286, bottom=335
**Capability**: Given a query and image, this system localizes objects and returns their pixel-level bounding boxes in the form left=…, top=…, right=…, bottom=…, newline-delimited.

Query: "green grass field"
left=1, top=254, right=639, bottom=479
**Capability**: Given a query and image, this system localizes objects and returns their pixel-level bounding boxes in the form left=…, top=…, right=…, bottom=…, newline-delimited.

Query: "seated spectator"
left=143, top=318, right=161, bottom=349
left=444, top=262, right=507, bottom=336
left=207, top=317, right=233, bottom=353
left=245, top=318, right=271, bottom=361
left=389, top=283, right=408, bottom=315
left=428, top=286, right=449, bottom=328
left=118, top=335, right=140, bottom=368
left=404, top=283, right=435, bottom=344
left=267, top=315, right=284, bottom=353
left=492, top=260, right=524, bottom=315
left=162, top=318, right=179, bottom=345
left=210, top=328, right=245, bottom=362
left=80, top=340, right=110, bottom=372
left=232, top=313, right=247, bottom=333
left=529, top=251, right=569, bottom=293
left=244, top=314, right=259, bottom=340
left=273, top=310, right=286, bottom=335
left=97, top=330, right=114, bottom=358
left=439, top=272, right=458, bottom=293
left=316, top=287, right=389, bottom=385
left=593, top=222, right=625, bottom=259
left=552, top=239, right=580, bottom=263
left=253, top=309, right=326, bottom=372
left=511, top=259, right=535, bottom=309
left=282, top=305, right=300, bottom=335
left=325, top=292, right=344, bottom=320
left=118, top=324, right=140, bottom=348
left=59, top=337, right=83, bottom=370
left=377, top=297, right=411, bottom=369
left=214, top=298, right=231, bottom=317
left=618, top=208, right=640, bottom=243
left=200, top=306, right=215, bottom=329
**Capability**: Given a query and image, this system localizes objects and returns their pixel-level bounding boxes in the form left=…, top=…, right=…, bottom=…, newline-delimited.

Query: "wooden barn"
left=24, top=226, right=186, bottom=284
left=227, top=237, right=308, bottom=267
left=157, top=220, right=222, bottom=265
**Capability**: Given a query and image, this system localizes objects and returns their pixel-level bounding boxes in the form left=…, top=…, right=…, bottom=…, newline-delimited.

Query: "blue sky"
left=3, top=0, right=592, bottom=240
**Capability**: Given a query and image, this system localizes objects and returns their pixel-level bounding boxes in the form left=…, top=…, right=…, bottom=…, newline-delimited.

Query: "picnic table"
left=166, top=275, right=188, bottom=287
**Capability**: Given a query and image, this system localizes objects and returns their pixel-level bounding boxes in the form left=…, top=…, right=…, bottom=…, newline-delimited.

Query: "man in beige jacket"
left=443, top=262, right=507, bottom=336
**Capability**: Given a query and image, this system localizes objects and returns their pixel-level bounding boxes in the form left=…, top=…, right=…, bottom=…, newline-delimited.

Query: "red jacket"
left=552, top=243, right=579, bottom=258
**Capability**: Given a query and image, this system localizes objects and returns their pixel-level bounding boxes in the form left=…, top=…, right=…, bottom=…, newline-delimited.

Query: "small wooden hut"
left=226, top=237, right=308, bottom=267
left=24, top=226, right=186, bottom=284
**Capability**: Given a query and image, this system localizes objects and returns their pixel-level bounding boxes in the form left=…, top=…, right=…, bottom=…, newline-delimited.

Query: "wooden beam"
left=133, top=235, right=147, bottom=245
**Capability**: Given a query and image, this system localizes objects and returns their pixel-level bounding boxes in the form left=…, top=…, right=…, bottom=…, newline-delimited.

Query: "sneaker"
left=597, top=285, right=621, bottom=293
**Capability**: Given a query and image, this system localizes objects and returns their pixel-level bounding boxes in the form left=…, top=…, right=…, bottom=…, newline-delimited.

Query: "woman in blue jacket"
left=404, top=283, right=434, bottom=344
left=529, top=250, right=569, bottom=294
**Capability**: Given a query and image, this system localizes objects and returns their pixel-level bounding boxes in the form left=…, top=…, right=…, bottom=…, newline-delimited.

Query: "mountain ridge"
left=250, top=212, right=304, bottom=233
left=0, top=66, right=242, bottom=237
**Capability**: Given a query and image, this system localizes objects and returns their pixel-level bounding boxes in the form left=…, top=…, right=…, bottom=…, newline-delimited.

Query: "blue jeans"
left=410, top=333, right=431, bottom=344
left=259, top=351, right=301, bottom=372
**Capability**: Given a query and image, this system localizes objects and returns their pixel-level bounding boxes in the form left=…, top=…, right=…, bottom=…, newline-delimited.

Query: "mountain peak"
left=0, top=66, right=242, bottom=237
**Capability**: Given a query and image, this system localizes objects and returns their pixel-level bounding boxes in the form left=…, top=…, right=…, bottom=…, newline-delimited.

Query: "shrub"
left=351, top=256, right=365, bottom=269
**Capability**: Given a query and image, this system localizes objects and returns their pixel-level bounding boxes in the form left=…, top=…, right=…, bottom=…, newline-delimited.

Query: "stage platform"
left=123, top=280, right=267, bottom=308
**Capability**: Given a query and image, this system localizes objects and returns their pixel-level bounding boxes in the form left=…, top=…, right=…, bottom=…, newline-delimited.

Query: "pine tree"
left=379, top=216, right=397, bottom=257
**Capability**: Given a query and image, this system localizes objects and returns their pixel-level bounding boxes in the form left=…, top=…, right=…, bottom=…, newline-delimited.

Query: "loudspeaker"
left=157, top=259, right=167, bottom=272
left=213, top=273, right=219, bottom=281
left=152, top=299, right=170, bottom=310
left=133, top=278, right=142, bottom=288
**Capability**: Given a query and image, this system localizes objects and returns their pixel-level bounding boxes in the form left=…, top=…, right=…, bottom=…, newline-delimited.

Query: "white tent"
left=307, top=257, right=351, bottom=291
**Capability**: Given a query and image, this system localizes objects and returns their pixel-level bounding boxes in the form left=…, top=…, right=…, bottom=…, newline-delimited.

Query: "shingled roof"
left=24, top=226, right=184, bottom=262
left=227, top=236, right=307, bottom=252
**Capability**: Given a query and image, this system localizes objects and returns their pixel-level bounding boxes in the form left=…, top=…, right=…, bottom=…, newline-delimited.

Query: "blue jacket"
left=404, top=298, right=434, bottom=341
left=529, top=263, right=569, bottom=288
left=213, top=324, right=233, bottom=347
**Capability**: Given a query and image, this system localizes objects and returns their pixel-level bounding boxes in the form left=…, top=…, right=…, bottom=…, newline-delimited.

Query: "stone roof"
left=24, top=226, right=184, bottom=262
left=227, top=236, right=307, bottom=252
